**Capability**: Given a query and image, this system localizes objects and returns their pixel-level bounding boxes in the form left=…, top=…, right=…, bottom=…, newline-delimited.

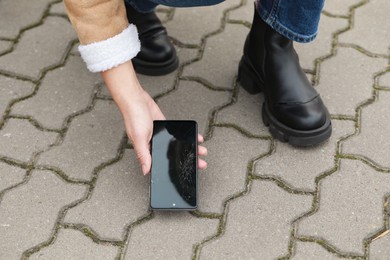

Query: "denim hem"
left=257, top=2, right=317, bottom=43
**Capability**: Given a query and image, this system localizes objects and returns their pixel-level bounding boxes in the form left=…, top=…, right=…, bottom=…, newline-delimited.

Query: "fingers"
left=197, top=135, right=207, bottom=170
left=133, top=137, right=152, bottom=175
left=198, top=145, right=207, bottom=156
left=198, top=134, right=204, bottom=143
left=198, top=159, right=207, bottom=170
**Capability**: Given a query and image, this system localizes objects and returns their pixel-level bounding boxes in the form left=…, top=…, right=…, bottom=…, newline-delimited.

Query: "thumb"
left=133, top=137, right=152, bottom=175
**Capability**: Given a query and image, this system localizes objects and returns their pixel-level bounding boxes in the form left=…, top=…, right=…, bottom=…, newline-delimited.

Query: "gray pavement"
left=1, top=0, right=390, bottom=259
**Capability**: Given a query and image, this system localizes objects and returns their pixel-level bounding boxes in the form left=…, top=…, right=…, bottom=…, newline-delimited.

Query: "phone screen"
left=150, top=120, right=198, bottom=210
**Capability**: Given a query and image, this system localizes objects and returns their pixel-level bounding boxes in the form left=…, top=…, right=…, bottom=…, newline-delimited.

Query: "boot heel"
left=238, top=57, right=262, bottom=94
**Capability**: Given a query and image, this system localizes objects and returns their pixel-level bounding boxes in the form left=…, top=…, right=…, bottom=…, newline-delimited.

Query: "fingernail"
left=142, top=164, right=147, bottom=175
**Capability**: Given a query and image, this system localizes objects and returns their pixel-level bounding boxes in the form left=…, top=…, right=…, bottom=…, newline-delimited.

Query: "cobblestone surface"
left=0, top=0, right=389, bottom=259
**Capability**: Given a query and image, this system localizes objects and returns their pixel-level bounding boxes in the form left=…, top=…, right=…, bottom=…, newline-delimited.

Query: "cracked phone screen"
left=150, top=121, right=197, bottom=209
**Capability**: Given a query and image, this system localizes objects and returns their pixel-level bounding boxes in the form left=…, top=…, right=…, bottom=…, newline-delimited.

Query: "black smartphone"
left=150, top=120, right=198, bottom=210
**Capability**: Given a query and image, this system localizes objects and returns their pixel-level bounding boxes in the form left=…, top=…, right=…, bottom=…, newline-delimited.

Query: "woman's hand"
left=102, top=61, right=207, bottom=175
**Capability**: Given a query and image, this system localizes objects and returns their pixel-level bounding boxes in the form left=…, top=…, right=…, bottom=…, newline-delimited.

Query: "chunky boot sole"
left=132, top=55, right=179, bottom=76
left=261, top=102, right=332, bottom=146
left=238, top=57, right=332, bottom=146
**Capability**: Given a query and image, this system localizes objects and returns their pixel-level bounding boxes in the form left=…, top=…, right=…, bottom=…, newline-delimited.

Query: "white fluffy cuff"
left=78, top=24, right=140, bottom=73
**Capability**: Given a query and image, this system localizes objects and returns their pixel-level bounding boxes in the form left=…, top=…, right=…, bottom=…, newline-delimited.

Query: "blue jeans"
left=126, top=0, right=324, bottom=43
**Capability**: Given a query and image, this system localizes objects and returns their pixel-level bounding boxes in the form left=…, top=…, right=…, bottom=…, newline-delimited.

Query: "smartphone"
left=150, top=120, right=198, bottom=210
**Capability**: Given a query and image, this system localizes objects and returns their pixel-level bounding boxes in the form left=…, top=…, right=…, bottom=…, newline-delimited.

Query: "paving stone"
left=198, top=127, right=268, bottom=213
left=254, top=120, right=355, bottom=191
left=298, top=160, right=390, bottom=255
left=165, top=0, right=241, bottom=45
left=0, top=170, right=86, bottom=259
left=182, top=23, right=248, bottom=90
left=295, top=15, right=348, bottom=71
left=99, top=47, right=198, bottom=99
left=69, top=44, right=81, bottom=56
left=141, top=47, right=197, bottom=97
left=338, top=0, right=390, bottom=55
left=228, top=0, right=253, bottom=24
left=157, top=81, right=231, bottom=136
left=0, top=162, right=26, bottom=192
left=11, top=56, right=99, bottom=129
left=201, top=181, right=312, bottom=259
left=0, top=0, right=52, bottom=39
left=0, top=40, right=12, bottom=54
left=369, top=233, right=390, bottom=259
left=29, top=229, right=119, bottom=259
left=64, top=150, right=149, bottom=240
left=217, top=87, right=267, bottom=136
left=0, top=76, right=34, bottom=118
left=38, top=100, right=124, bottom=181
left=292, top=242, right=340, bottom=260
left=323, top=0, right=362, bottom=17
left=0, top=17, right=76, bottom=79
left=342, top=91, right=390, bottom=168
left=0, top=119, right=58, bottom=162
left=316, top=47, right=386, bottom=116
left=156, top=7, right=174, bottom=24
left=378, top=71, right=390, bottom=89
left=49, top=1, right=67, bottom=16
left=125, top=212, right=219, bottom=259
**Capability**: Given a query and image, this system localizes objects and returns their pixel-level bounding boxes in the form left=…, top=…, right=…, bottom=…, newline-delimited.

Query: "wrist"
left=101, top=61, right=144, bottom=109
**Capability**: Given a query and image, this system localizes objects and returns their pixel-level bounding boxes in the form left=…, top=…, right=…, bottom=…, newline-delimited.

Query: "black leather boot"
left=238, top=7, right=332, bottom=146
left=125, top=3, right=179, bottom=76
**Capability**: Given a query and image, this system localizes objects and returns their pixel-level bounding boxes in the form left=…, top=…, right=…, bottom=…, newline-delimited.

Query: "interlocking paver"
left=254, top=120, right=355, bottom=191
left=379, top=71, right=390, bottom=89
left=338, top=0, right=390, bottom=55
left=0, top=76, right=34, bottom=118
left=0, top=119, right=58, bottom=162
left=295, top=15, right=348, bottom=72
left=369, top=233, right=390, bottom=258
left=316, top=47, right=386, bottom=116
left=11, top=56, right=99, bottom=129
left=298, top=160, right=390, bottom=255
left=0, top=16, right=76, bottom=79
left=156, top=7, right=174, bottom=24
left=0, top=0, right=52, bottom=39
left=343, top=91, right=390, bottom=168
left=142, top=48, right=198, bottom=97
left=292, top=242, right=340, bottom=260
left=198, top=126, right=268, bottom=213
left=0, top=170, right=86, bottom=259
left=29, top=229, right=119, bottom=259
left=0, top=162, right=26, bottom=192
left=49, top=1, right=66, bottom=16
left=37, top=100, right=124, bottom=181
left=165, top=0, right=241, bottom=45
left=201, top=181, right=312, bottom=259
left=64, top=150, right=149, bottom=240
left=0, top=40, right=11, bottom=53
left=157, top=81, right=231, bottom=135
left=125, top=212, right=219, bottom=259
left=323, top=0, right=362, bottom=17
left=182, top=23, right=248, bottom=89
left=228, top=0, right=252, bottom=24
left=217, top=88, right=267, bottom=136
